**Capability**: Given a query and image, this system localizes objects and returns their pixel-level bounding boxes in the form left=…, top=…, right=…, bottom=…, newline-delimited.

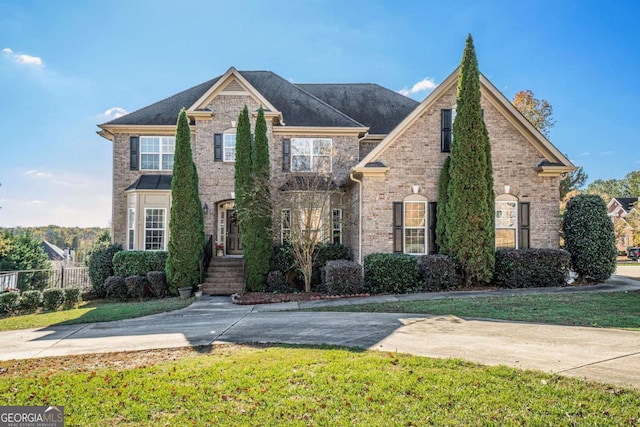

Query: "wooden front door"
left=226, top=209, right=242, bottom=255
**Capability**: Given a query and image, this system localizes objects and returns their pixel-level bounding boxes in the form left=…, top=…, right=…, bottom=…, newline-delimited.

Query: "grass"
left=0, top=298, right=194, bottom=331
left=307, top=292, right=640, bottom=330
left=0, top=344, right=638, bottom=426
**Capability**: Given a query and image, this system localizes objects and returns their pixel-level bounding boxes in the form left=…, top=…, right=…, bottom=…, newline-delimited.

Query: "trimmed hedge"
left=417, top=255, right=461, bottom=291
left=113, top=251, right=168, bottom=278
left=364, top=253, right=418, bottom=294
left=563, top=194, right=617, bottom=282
left=63, top=287, right=82, bottom=309
left=0, top=292, right=20, bottom=315
left=20, top=290, right=42, bottom=312
left=42, top=288, right=65, bottom=311
left=321, top=260, right=364, bottom=295
left=493, top=249, right=570, bottom=288
left=146, top=271, right=168, bottom=298
left=104, top=276, right=127, bottom=301
left=125, top=275, right=147, bottom=300
left=88, top=244, right=123, bottom=298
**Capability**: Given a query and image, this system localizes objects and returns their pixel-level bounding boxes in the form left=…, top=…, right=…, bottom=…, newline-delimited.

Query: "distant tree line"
left=0, top=226, right=109, bottom=265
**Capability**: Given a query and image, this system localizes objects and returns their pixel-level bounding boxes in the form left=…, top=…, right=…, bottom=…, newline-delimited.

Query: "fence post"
left=60, top=266, right=64, bottom=288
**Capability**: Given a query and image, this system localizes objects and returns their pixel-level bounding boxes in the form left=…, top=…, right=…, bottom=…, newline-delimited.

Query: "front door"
left=226, top=209, right=242, bottom=255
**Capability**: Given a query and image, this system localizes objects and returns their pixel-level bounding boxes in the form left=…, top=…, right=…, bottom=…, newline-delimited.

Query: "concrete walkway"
left=1, top=274, right=639, bottom=389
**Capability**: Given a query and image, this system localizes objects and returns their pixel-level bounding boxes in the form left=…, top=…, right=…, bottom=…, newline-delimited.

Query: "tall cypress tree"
left=435, top=156, right=451, bottom=254
left=446, top=35, right=495, bottom=285
left=234, top=106, right=253, bottom=289
left=166, top=108, right=205, bottom=294
left=245, top=106, right=272, bottom=291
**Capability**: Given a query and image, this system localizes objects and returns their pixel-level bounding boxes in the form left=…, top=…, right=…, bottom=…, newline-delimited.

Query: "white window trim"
left=495, top=194, right=518, bottom=249
left=332, top=209, right=342, bottom=244
left=140, top=136, right=175, bottom=171
left=290, top=138, right=332, bottom=172
left=127, top=208, right=135, bottom=250
left=404, top=199, right=428, bottom=255
left=223, top=132, right=236, bottom=162
left=144, top=208, right=167, bottom=251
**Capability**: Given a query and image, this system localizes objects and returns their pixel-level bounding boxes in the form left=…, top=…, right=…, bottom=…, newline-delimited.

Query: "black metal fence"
left=0, top=267, right=91, bottom=292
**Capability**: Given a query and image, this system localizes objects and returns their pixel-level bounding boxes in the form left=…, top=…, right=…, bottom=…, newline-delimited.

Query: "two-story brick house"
left=98, top=66, right=573, bottom=270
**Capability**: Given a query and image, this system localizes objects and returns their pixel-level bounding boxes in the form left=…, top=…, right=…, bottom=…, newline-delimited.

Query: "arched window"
left=495, top=194, right=518, bottom=249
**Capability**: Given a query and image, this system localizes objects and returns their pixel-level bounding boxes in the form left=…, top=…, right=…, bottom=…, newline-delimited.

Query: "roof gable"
left=609, top=197, right=638, bottom=213
left=188, top=67, right=280, bottom=115
left=355, top=67, right=574, bottom=176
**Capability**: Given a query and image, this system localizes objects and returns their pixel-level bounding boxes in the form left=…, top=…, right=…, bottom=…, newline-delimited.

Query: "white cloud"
left=0, top=170, right=111, bottom=227
left=399, top=77, right=437, bottom=97
left=600, top=151, right=613, bottom=155
left=2, top=47, right=44, bottom=67
left=100, top=107, right=128, bottom=121
left=579, top=152, right=590, bottom=156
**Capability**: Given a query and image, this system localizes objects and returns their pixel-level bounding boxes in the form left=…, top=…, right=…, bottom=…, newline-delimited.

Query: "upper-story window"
left=140, top=136, right=175, bottom=170
left=223, top=132, right=236, bottom=162
left=291, top=138, right=332, bottom=172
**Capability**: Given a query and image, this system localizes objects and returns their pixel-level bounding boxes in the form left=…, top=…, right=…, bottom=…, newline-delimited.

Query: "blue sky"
left=0, top=0, right=638, bottom=227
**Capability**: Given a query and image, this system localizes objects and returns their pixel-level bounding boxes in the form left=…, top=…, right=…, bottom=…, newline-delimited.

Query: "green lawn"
left=0, top=345, right=638, bottom=426
left=0, top=298, right=193, bottom=331
left=308, top=292, right=640, bottom=330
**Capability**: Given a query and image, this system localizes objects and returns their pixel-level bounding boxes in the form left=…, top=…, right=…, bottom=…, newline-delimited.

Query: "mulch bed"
left=231, top=292, right=370, bottom=305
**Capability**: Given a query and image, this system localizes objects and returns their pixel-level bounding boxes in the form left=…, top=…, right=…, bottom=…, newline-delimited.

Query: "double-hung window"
left=332, top=209, right=342, bottom=244
left=223, top=133, right=236, bottom=162
left=291, top=138, right=332, bottom=172
left=404, top=201, right=427, bottom=254
left=145, top=208, right=166, bottom=250
left=140, top=136, right=175, bottom=170
left=301, top=208, right=322, bottom=241
left=495, top=199, right=518, bottom=249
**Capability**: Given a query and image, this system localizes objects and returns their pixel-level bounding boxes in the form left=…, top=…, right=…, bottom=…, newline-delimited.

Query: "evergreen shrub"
left=113, top=251, right=168, bottom=277
left=88, top=244, right=123, bottom=297
left=125, top=275, right=147, bottom=300
left=563, top=194, right=617, bottom=282
left=0, top=292, right=20, bottom=314
left=104, top=276, right=127, bottom=301
left=321, top=260, right=364, bottom=295
left=42, top=288, right=65, bottom=311
left=63, top=287, right=82, bottom=309
left=19, top=290, right=42, bottom=312
left=146, top=271, right=168, bottom=297
left=364, top=253, right=418, bottom=294
left=416, top=255, right=461, bottom=291
left=494, top=249, right=570, bottom=288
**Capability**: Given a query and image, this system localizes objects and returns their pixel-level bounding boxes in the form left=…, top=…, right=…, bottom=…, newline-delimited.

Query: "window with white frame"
left=281, top=209, right=291, bottom=244
left=404, top=201, right=427, bottom=254
left=332, top=209, right=342, bottom=244
left=291, top=138, right=332, bottom=172
left=223, top=133, right=236, bottom=162
left=144, top=208, right=166, bottom=250
left=140, top=136, right=175, bottom=170
left=495, top=198, right=518, bottom=249
left=127, top=208, right=135, bottom=250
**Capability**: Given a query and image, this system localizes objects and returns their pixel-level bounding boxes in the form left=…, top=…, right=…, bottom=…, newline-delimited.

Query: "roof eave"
left=272, top=126, right=368, bottom=136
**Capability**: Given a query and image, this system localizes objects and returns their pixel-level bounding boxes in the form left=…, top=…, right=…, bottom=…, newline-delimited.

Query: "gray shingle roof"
left=101, top=70, right=416, bottom=132
left=41, top=241, right=65, bottom=261
left=614, top=197, right=638, bottom=212
left=104, top=77, right=221, bottom=126
left=296, top=83, right=419, bottom=134
left=126, top=175, right=173, bottom=191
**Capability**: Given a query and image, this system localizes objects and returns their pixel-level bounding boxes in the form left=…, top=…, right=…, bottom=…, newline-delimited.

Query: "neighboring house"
left=98, top=66, right=573, bottom=274
left=607, top=197, right=638, bottom=251
left=40, top=240, right=74, bottom=268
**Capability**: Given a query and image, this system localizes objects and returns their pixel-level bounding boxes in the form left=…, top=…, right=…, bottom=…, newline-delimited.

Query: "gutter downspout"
left=349, top=171, right=363, bottom=265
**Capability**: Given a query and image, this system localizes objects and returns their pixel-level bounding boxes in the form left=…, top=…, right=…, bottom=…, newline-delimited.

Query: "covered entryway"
left=217, top=200, right=242, bottom=256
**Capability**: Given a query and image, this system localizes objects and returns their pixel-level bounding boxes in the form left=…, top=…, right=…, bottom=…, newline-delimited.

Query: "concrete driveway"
left=1, top=274, right=639, bottom=389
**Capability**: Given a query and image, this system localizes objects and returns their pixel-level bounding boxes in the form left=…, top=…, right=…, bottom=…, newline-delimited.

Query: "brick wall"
left=359, top=84, right=561, bottom=257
